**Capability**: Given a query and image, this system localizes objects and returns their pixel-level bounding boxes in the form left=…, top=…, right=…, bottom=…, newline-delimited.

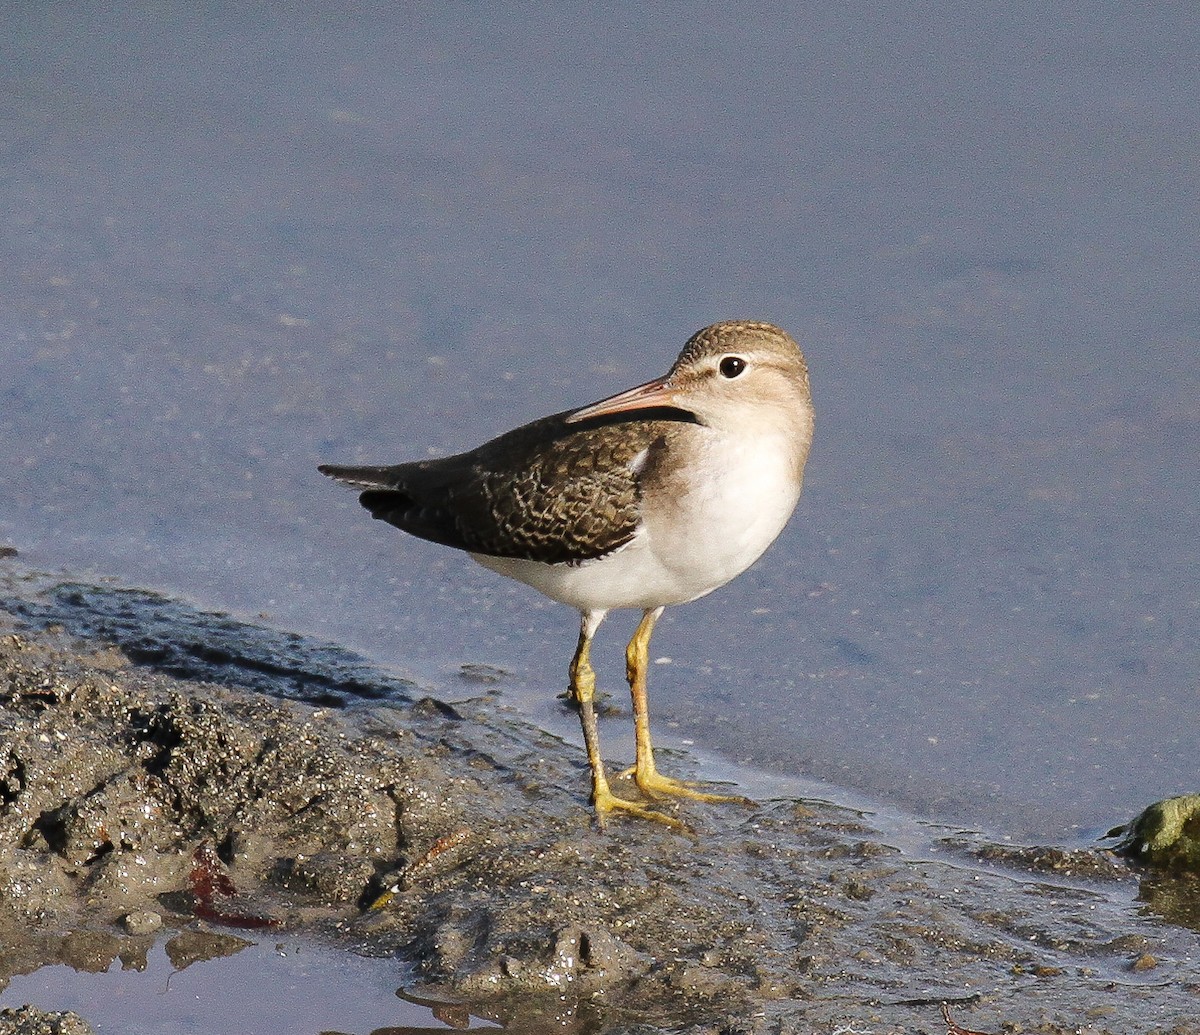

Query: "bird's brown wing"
left=320, top=412, right=682, bottom=565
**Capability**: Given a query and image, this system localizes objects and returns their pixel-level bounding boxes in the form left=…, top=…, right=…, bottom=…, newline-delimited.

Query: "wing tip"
left=318, top=463, right=393, bottom=490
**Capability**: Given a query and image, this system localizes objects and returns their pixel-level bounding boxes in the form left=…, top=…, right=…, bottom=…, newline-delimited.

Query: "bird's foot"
left=620, top=765, right=755, bottom=806
left=592, top=784, right=688, bottom=832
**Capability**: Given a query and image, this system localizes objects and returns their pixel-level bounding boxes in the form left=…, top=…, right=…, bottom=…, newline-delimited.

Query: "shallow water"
left=0, top=938, right=498, bottom=1035
left=3, top=3, right=1198, bottom=844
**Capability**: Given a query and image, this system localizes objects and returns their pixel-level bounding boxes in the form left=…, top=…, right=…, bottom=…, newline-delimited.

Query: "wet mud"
left=1, top=573, right=1199, bottom=1034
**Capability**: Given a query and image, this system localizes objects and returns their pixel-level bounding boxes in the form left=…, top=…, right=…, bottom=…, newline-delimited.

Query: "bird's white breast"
left=641, top=426, right=802, bottom=600
left=472, top=425, right=803, bottom=613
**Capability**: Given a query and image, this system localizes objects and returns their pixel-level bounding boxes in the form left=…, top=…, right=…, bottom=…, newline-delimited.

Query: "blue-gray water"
left=0, top=938, right=495, bottom=1035
left=3, top=3, right=1197, bottom=841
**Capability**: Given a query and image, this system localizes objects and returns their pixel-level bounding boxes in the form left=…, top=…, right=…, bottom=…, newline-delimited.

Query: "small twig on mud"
left=403, top=828, right=472, bottom=880
left=942, top=1002, right=994, bottom=1035
left=370, top=828, right=473, bottom=909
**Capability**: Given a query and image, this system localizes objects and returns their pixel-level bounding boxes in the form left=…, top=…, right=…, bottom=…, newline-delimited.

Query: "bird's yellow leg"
left=570, top=611, right=684, bottom=831
left=624, top=607, right=751, bottom=805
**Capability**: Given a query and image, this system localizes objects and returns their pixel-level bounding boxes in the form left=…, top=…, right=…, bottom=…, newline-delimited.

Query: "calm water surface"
left=3, top=4, right=1198, bottom=841
left=0, top=939, right=498, bottom=1035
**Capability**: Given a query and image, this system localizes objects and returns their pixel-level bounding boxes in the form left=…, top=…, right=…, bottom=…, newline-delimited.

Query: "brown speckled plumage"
left=320, top=410, right=692, bottom=565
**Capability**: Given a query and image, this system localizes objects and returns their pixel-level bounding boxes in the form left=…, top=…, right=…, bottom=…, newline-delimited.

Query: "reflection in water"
left=0, top=939, right=502, bottom=1035
left=0, top=931, right=619, bottom=1034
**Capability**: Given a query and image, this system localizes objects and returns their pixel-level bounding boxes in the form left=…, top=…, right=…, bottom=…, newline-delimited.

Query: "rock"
left=1116, top=795, right=1200, bottom=873
left=121, top=910, right=163, bottom=936
left=0, top=1006, right=95, bottom=1035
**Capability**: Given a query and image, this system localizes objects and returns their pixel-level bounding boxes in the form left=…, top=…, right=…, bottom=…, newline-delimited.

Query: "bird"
left=319, top=320, right=814, bottom=829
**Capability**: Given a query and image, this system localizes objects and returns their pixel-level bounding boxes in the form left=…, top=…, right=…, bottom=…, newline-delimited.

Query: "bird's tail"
left=317, top=463, right=398, bottom=490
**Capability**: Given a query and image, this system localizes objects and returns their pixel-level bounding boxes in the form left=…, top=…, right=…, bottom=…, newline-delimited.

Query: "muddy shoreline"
left=1, top=571, right=1198, bottom=1034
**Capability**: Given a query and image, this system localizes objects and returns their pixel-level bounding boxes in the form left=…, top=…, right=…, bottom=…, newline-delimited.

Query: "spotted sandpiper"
left=320, top=320, right=814, bottom=828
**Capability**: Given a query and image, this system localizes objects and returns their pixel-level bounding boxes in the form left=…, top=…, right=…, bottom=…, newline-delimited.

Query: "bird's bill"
left=565, top=376, right=680, bottom=423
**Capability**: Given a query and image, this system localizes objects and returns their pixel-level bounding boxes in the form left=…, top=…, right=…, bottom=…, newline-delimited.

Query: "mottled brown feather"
left=320, top=410, right=692, bottom=565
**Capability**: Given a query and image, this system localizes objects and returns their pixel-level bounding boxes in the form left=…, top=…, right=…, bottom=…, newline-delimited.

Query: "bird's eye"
left=719, top=356, right=747, bottom=379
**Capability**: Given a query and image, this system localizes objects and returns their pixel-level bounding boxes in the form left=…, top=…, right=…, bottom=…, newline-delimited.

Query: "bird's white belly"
left=473, top=539, right=696, bottom=612
left=472, top=430, right=801, bottom=613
